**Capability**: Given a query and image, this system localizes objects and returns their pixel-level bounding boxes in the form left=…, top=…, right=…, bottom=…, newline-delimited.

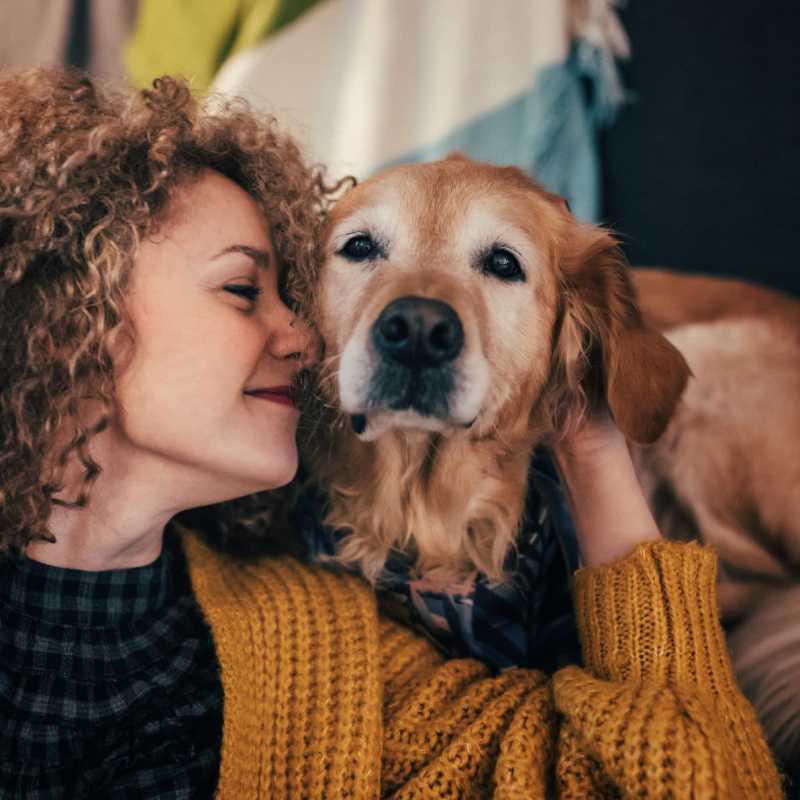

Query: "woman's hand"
left=550, top=407, right=662, bottom=568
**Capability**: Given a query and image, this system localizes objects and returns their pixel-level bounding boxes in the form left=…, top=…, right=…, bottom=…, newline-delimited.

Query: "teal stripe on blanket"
left=378, top=53, right=604, bottom=223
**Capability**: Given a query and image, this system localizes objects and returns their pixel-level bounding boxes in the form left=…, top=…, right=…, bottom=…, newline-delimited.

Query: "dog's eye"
left=483, top=248, right=524, bottom=282
left=339, top=234, right=379, bottom=262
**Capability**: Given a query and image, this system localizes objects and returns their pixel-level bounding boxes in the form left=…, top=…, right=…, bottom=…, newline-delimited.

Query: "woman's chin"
left=167, top=449, right=299, bottom=510
left=235, top=450, right=299, bottom=494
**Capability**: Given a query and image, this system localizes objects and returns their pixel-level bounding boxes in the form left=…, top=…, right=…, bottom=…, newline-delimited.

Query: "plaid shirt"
left=0, top=532, right=222, bottom=799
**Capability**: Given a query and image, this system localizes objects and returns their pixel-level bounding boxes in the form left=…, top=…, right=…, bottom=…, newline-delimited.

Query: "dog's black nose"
left=372, top=296, right=464, bottom=367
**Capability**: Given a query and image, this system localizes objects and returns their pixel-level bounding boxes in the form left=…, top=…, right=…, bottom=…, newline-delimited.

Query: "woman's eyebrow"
left=211, top=244, right=272, bottom=269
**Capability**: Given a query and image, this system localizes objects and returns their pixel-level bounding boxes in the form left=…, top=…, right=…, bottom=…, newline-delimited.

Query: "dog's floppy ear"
left=551, top=223, right=691, bottom=443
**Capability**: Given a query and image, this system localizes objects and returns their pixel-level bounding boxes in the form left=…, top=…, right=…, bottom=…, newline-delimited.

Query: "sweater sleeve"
left=377, top=540, right=784, bottom=799
left=552, top=539, right=784, bottom=798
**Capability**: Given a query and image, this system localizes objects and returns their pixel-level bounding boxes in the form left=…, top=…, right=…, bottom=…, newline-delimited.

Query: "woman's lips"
left=244, top=386, right=297, bottom=408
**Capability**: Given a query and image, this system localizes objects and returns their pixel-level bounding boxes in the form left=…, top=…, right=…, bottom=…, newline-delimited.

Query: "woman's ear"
left=551, top=224, right=691, bottom=443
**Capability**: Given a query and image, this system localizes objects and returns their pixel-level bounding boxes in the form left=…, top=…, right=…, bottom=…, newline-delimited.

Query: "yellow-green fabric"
left=181, top=533, right=785, bottom=798
left=125, top=0, right=320, bottom=91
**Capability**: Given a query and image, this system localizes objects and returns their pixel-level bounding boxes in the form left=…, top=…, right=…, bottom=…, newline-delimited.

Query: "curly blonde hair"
left=0, top=66, right=337, bottom=554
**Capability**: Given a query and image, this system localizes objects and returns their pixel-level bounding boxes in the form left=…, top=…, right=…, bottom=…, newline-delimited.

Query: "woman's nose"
left=267, top=303, right=320, bottom=367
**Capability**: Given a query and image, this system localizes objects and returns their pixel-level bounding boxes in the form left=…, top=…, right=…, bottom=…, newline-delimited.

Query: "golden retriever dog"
left=299, top=154, right=800, bottom=774
left=306, top=153, right=689, bottom=586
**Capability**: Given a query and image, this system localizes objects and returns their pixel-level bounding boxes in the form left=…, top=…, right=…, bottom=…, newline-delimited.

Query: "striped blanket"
left=128, top=0, right=629, bottom=220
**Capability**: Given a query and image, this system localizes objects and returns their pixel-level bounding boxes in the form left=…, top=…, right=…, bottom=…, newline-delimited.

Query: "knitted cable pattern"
left=557, top=540, right=784, bottom=798
left=184, top=534, right=383, bottom=799
left=182, top=534, right=784, bottom=799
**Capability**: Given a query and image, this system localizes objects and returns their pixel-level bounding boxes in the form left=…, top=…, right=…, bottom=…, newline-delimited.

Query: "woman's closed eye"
left=224, top=284, right=263, bottom=304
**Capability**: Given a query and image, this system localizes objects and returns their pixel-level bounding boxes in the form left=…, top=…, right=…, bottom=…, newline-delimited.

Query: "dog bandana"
left=292, top=450, right=581, bottom=673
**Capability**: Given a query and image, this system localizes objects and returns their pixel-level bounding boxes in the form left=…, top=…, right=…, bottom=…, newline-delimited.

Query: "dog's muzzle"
left=366, top=295, right=463, bottom=418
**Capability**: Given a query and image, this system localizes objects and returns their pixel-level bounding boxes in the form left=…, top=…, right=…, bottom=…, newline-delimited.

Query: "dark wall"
left=600, top=1, right=800, bottom=297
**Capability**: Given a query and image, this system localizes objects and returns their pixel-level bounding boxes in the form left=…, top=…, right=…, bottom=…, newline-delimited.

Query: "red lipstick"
left=244, top=386, right=297, bottom=408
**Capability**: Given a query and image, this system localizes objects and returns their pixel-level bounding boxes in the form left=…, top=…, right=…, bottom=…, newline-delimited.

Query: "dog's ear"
left=551, top=224, right=691, bottom=443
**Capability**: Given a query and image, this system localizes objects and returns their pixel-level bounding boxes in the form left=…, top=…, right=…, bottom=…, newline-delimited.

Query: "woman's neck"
left=27, top=433, right=178, bottom=571
left=27, top=500, right=169, bottom=571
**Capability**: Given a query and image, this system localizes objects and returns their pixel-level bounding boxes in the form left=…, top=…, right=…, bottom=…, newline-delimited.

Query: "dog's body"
left=630, top=270, right=800, bottom=776
left=303, top=156, right=800, bottom=772
left=632, top=269, right=800, bottom=621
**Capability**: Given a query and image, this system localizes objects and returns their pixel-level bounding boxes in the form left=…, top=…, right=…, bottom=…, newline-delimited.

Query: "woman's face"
left=114, top=170, right=312, bottom=506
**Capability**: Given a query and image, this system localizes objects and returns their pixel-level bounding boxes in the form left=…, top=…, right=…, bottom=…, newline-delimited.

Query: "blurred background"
left=1, top=0, right=797, bottom=297
left=3, top=1, right=799, bottom=789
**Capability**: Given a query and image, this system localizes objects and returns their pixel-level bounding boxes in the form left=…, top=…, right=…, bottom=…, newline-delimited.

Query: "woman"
left=0, top=67, right=783, bottom=798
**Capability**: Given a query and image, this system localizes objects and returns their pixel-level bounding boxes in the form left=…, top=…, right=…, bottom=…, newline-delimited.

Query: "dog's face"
left=318, top=154, right=688, bottom=446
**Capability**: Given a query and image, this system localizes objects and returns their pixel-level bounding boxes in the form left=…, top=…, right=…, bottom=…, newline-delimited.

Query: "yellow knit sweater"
left=181, top=534, right=784, bottom=799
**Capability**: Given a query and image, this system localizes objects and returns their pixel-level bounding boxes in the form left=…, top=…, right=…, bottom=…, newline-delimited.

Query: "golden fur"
left=631, top=269, right=800, bottom=621
left=306, top=156, right=689, bottom=585
left=631, top=268, right=800, bottom=773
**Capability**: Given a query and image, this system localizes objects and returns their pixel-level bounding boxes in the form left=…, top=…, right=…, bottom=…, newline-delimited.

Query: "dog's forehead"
left=327, top=177, right=407, bottom=234
left=326, top=161, right=550, bottom=249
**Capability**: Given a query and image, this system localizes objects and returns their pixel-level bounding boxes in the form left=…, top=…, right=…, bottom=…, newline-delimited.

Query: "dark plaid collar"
left=0, top=530, right=222, bottom=796
left=1, top=535, right=174, bottom=628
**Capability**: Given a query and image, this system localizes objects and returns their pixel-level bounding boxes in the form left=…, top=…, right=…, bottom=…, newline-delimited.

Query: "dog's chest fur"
left=315, top=424, right=534, bottom=587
